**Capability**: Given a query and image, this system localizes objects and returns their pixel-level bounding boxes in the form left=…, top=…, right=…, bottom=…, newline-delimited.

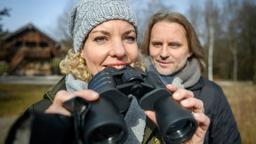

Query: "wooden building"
left=1, top=23, right=66, bottom=76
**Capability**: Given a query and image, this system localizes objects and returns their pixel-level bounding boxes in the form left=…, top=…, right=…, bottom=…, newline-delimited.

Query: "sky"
left=0, top=0, right=71, bottom=39
left=0, top=0, right=194, bottom=40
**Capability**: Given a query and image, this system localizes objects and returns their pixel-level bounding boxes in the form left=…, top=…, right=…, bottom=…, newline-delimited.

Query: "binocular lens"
left=165, top=119, right=196, bottom=143
left=89, top=124, right=125, bottom=144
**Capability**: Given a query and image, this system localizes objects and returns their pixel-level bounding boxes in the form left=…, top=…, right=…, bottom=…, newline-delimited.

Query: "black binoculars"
left=69, top=65, right=197, bottom=144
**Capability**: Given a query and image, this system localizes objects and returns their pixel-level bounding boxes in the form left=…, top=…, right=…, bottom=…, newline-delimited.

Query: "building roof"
left=2, top=23, right=58, bottom=43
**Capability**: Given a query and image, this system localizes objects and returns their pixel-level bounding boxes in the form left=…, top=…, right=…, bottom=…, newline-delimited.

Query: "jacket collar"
left=44, top=76, right=66, bottom=101
left=187, top=76, right=205, bottom=91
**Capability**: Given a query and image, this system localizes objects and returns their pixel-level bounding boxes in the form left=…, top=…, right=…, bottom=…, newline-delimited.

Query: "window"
left=25, top=41, right=36, bottom=48
left=39, top=41, right=49, bottom=48
left=15, top=41, right=23, bottom=47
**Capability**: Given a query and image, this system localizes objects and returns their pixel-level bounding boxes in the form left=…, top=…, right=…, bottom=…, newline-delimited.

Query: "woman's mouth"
left=104, top=62, right=129, bottom=69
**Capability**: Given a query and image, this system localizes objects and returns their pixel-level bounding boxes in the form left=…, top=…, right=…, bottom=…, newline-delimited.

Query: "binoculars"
left=69, top=66, right=197, bottom=144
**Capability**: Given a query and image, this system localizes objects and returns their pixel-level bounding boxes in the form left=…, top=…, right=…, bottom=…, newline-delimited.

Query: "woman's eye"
left=94, top=36, right=107, bottom=44
left=124, top=36, right=136, bottom=43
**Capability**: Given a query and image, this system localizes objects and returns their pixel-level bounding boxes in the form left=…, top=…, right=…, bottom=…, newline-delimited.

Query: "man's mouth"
left=157, top=59, right=171, bottom=64
left=156, top=60, right=172, bottom=67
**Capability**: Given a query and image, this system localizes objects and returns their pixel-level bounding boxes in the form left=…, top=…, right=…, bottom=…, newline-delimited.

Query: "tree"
left=187, top=2, right=205, bottom=42
left=0, top=8, right=10, bottom=32
left=222, top=0, right=241, bottom=81
left=188, top=1, right=221, bottom=80
left=56, top=11, right=73, bottom=50
left=236, top=0, right=256, bottom=82
left=187, top=0, right=256, bottom=83
left=129, top=0, right=169, bottom=43
left=204, top=0, right=220, bottom=81
left=55, top=0, right=76, bottom=49
left=187, top=2, right=208, bottom=76
left=0, top=8, right=11, bottom=61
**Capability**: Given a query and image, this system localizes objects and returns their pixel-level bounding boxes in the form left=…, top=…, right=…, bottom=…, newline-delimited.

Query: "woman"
left=6, top=1, right=209, bottom=144
left=142, top=10, right=241, bottom=144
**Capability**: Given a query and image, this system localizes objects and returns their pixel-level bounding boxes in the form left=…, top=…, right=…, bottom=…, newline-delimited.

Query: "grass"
left=0, top=82, right=255, bottom=144
left=219, top=82, right=256, bottom=144
left=0, top=83, right=51, bottom=144
left=0, top=84, right=51, bottom=116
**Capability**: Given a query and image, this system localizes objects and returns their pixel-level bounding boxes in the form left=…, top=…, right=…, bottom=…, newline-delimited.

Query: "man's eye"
left=151, top=42, right=162, bottom=47
left=169, top=42, right=181, bottom=48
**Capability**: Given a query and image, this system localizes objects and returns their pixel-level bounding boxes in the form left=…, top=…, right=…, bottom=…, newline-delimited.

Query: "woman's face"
left=149, top=21, right=191, bottom=75
left=81, top=20, right=138, bottom=76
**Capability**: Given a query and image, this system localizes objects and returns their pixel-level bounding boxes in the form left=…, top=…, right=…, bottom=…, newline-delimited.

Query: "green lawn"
left=0, top=84, right=52, bottom=116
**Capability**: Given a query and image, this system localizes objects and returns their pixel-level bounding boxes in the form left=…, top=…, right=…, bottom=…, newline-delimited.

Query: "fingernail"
left=90, top=90, right=99, bottom=98
left=173, top=92, right=180, bottom=98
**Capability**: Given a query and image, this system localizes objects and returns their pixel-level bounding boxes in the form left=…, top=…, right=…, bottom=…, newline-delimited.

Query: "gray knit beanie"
left=69, top=0, right=137, bottom=53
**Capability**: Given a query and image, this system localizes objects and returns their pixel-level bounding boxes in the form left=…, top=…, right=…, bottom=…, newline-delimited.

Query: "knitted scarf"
left=146, top=58, right=201, bottom=89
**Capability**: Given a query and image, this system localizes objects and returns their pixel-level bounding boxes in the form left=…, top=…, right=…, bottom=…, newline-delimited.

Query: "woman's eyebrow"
left=123, top=29, right=136, bottom=35
left=91, top=30, right=110, bottom=36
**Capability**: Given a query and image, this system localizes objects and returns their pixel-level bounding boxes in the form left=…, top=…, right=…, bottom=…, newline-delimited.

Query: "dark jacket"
left=7, top=76, right=241, bottom=144
left=191, top=77, right=241, bottom=144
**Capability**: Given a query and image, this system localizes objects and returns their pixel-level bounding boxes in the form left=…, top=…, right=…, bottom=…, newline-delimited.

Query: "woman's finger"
left=73, top=89, right=99, bottom=101
left=52, top=90, right=73, bottom=105
left=144, top=110, right=157, bottom=124
left=45, top=90, right=73, bottom=115
left=45, top=90, right=99, bottom=116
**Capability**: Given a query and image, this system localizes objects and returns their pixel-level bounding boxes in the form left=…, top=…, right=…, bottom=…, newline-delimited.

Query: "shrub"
left=0, top=61, right=8, bottom=75
left=50, top=57, right=62, bottom=75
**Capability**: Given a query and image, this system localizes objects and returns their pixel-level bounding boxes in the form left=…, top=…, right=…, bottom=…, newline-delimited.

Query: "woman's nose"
left=110, top=39, right=126, bottom=58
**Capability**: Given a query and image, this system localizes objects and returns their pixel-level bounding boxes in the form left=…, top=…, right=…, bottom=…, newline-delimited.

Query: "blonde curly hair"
left=60, top=49, right=92, bottom=82
left=59, top=49, right=145, bottom=82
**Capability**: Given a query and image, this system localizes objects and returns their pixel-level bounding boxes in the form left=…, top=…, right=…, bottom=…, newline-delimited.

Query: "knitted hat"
left=69, top=0, right=137, bottom=53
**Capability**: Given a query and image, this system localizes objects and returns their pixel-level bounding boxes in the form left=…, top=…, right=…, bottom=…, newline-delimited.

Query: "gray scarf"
left=65, top=74, right=146, bottom=144
left=146, top=58, right=201, bottom=89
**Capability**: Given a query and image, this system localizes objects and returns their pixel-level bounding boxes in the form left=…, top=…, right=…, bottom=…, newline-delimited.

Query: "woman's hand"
left=45, top=90, right=99, bottom=116
left=144, top=84, right=210, bottom=144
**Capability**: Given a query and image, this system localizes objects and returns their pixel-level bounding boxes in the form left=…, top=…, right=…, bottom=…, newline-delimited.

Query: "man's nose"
left=160, top=46, right=169, bottom=60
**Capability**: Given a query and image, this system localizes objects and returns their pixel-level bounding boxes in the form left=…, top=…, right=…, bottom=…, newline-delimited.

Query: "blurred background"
left=0, top=0, right=255, bottom=143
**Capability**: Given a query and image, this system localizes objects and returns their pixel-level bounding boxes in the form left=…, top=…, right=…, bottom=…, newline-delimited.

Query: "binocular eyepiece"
left=69, top=66, right=197, bottom=144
